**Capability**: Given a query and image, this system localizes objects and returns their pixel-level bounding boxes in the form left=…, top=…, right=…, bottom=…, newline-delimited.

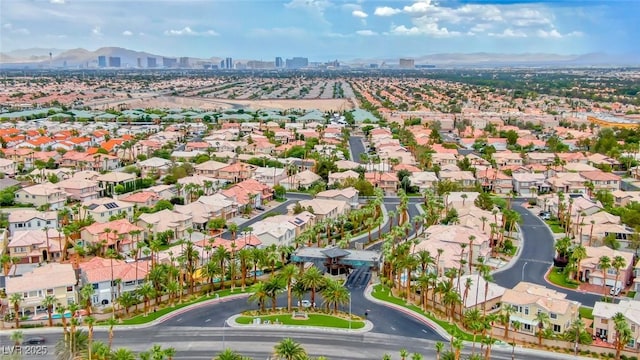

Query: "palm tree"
left=501, top=304, right=516, bottom=339
left=279, top=264, right=298, bottom=311
left=463, top=308, right=484, bottom=354
left=399, top=348, right=409, bottom=360
left=137, top=281, right=155, bottom=316
left=612, top=255, right=627, bottom=294
left=111, top=348, right=137, bottom=360
left=599, top=255, right=612, bottom=301
left=265, top=276, right=285, bottom=311
left=237, top=248, right=252, bottom=291
left=214, top=246, right=230, bottom=289
left=84, top=315, right=96, bottom=360
left=42, top=295, right=57, bottom=327
left=248, top=282, right=269, bottom=312
left=613, top=312, right=632, bottom=360
left=411, top=353, right=424, bottom=360
left=9, top=292, right=22, bottom=328
left=79, top=283, right=94, bottom=316
left=273, top=338, right=307, bottom=360
left=10, top=330, right=23, bottom=346
left=435, top=341, right=444, bottom=360
left=214, top=348, right=246, bottom=360
left=534, top=311, right=550, bottom=346
left=105, top=317, right=118, bottom=349
left=116, top=291, right=138, bottom=316
left=301, top=266, right=325, bottom=308
left=571, top=245, right=588, bottom=281
left=321, top=278, right=350, bottom=314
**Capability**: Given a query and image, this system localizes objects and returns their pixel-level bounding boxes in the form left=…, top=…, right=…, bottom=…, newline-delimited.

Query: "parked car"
left=298, top=300, right=315, bottom=308
left=539, top=211, right=551, bottom=220
left=610, top=286, right=622, bottom=296
left=24, top=337, right=45, bottom=345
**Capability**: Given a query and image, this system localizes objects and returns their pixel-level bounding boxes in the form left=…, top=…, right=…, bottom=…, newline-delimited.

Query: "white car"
left=298, top=300, right=315, bottom=308
left=610, top=286, right=622, bottom=296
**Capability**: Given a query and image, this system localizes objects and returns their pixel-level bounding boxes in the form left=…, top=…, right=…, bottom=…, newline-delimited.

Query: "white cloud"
left=403, top=0, right=432, bottom=15
left=391, top=22, right=459, bottom=37
left=50, top=0, right=65, bottom=4
left=489, top=28, right=527, bottom=38
left=374, top=6, right=401, bottom=16
left=352, top=10, right=368, bottom=18
left=164, top=27, right=218, bottom=36
left=91, top=26, right=102, bottom=36
left=122, top=30, right=133, bottom=36
left=537, top=29, right=583, bottom=38
left=2, top=23, right=30, bottom=35
left=356, top=30, right=377, bottom=36
left=285, top=0, right=331, bottom=14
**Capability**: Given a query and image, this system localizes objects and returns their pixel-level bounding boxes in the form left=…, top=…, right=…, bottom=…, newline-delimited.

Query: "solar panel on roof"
left=293, top=218, right=304, bottom=225
left=104, top=202, right=119, bottom=209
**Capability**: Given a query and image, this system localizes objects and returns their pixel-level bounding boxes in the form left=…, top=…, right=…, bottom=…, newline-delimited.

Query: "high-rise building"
left=220, top=60, right=225, bottom=69
left=275, top=57, right=283, bottom=68
left=137, top=58, right=142, bottom=68
left=162, top=57, right=177, bottom=68
left=285, top=57, right=308, bottom=69
left=399, top=58, right=415, bottom=69
left=179, top=57, right=190, bottom=68
left=225, top=57, right=233, bottom=69
left=97, top=56, right=107, bottom=68
left=108, top=56, right=121, bottom=68
left=147, top=57, right=157, bottom=68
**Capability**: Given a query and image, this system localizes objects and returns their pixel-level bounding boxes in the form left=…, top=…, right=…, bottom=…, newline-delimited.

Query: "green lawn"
left=627, top=291, right=636, bottom=298
left=235, top=313, right=365, bottom=329
left=547, top=267, right=579, bottom=289
left=545, top=220, right=565, bottom=233
left=371, top=285, right=476, bottom=342
left=117, top=289, right=239, bottom=325
left=579, top=307, right=594, bottom=320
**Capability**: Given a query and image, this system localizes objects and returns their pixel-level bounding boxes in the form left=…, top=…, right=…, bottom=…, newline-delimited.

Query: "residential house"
left=408, top=172, right=439, bottom=192
left=194, top=160, right=229, bottom=178
left=8, top=228, right=63, bottom=263
left=501, top=282, right=580, bottom=335
left=612, top=190, right=640, bottom=207
left=593, top=299, right=640, bottom=348
left=56, top=178, right=100, bottom=202
left=493, top=152, right=523, bottom=167
left=260, top=211, right=316, bottom=237
left=282, top=170, right=322, bottom=191
left=365, top=172, right=399, bottom=194
left=120, top=191, right=161, bottom=208
left=81, top=198, right=134, bottom=223
left=80, top=219, right=145, bottom=253
left=476, top=168, right=513, bottom=194
left=79, top=256, right=149, bottom=306
left=453, top=274, right=506, bottom=312
left=14, top=182, right=66, bottom=210
left=0, top=158, right=17, bottom=177
left=512, top=173, right=549, bottom=196
left=287, top=198, right=349, bottom=221
left=137, top=157, right=172, bottom=177
left=249, top=220, right=297, bottom=247
left=437, top=170, right=476, bottom=189
left=252, top=166, right=287, bottom=187
left=328, top=170, right=360, bottom=186
left=581, top=171, right=621, bottom=193
left=8, top=210, right=58, bottom=233
left=578, top=246, right=634, bottom=286
left=6, top=263, right=77, bottom=317
left=190, top=194, right=238, bottom=221
left=212, top=162, right=254, bottom=183
left=316, top=187, right=359, bottom=209
left=137, top=209, right=192, bottom=241
left=96, top=172, right=136, bottom=197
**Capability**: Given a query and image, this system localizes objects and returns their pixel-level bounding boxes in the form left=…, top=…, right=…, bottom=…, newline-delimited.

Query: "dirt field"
left=94, top=95, right=356, bottom=112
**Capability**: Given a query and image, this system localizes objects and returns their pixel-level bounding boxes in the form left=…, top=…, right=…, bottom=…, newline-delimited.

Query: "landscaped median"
left=368, top=284, right=475, bottom=342
left=546, top=267, right=579, bottom=289
left=114, top=289, right=249, bottom=326
left=233, top=312, right=366, bottom=330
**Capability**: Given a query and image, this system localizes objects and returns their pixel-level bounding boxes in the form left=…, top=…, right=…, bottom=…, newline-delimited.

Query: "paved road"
left=348, top=136, right=366, bottom=163
left=493, top=202, right=602, bottom=307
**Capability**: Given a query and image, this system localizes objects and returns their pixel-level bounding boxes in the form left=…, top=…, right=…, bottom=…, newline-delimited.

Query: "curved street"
left=493, top=201, right=602, bottom=306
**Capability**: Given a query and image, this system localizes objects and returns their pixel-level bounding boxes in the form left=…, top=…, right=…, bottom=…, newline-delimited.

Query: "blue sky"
left=1, top=0, right=638, bottom=60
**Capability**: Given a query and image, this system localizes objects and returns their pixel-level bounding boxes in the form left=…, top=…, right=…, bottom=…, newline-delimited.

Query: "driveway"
left=492, top=202, right=602, bottom=307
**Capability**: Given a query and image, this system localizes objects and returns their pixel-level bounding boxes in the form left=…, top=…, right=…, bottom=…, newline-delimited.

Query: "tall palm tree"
left=612, top=255, right=627, bottom=294
left=613, top=312, right=632, bottom=360
left=214, top=246, right=230, bottom=289
left=265, top=276, right=285, bottom=311
left=300, top=266, right=325, bottom=308
left=534, top=311, right=550, bottom=346
left=202, top=259, right=222, bottom=294
left=435, top=342, right=444, bottom=360
left=501, top=304, right=516, bottom=339
left=237, top=248, right=252, bottom=291
left=463, top=308, right=484, bottom=354
left=571, top=245, right=588, bottom=281
left=599, top=255, right=612, bottom=301
left=279, top=264, right=299, bottom=311
left=137, top=281, right=155, bottom=316
left=42, top=295, right=57, bottom=327
left=248, top=282, right=269, bottom=312
left=321, top=278, right=350, bottom=314
left=84, top=315, right=96, bottom=360
left=9, top=293, right=22, bottom=328
left=273, top=338, right=307, bottom=360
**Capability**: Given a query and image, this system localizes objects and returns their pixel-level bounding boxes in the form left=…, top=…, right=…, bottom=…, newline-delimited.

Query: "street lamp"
left=522, top=262, right=528, bottom=282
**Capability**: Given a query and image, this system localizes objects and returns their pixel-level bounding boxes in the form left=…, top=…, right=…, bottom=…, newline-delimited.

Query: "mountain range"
left=1, top=46, right=638, bottom=68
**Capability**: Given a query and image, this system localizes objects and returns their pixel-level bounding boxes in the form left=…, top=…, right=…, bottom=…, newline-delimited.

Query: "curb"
left=363, top=283, right=450, bottom=340
left=225, top=313, right=374, bottom=333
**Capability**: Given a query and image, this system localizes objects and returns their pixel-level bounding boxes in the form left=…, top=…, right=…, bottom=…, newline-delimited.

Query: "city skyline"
left=1, top=0, right=638, bottom=59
